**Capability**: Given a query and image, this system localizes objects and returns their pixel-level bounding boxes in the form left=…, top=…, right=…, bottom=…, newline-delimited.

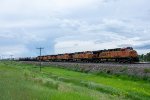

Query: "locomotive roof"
left=92, top=47, right=133, bottom=53
left=93, top=48, right=121, bottom=53
left=36, top=47, right=134, bottom=57
left=75, top=52, right=84, bottom=54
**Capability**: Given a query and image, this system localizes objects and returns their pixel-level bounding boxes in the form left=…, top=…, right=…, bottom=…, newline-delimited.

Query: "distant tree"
left=139, top=52, right=150, bottom=62
left=146, top=52, right=150, bottom=61
left=139, top=54, right=145, bottom=62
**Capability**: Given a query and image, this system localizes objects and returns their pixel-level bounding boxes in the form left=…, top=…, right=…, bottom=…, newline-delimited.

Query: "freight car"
left=19, top=57, right=37, bottom=61
left=35, top=47, right=139, bottom=63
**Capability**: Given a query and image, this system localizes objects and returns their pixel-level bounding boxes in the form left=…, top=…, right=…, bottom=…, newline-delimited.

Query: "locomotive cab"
left=122, top=47, right=139, bottom=62
left=129, top=50, right=139, bottom=62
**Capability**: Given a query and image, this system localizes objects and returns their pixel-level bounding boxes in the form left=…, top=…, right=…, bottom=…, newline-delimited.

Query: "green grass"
left=42, top=66, right=150, bottom=99
left=0, top=61, right=150, bottom=100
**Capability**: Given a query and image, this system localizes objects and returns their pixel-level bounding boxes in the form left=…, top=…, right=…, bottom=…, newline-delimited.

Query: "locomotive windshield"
left=126, top=47, right=133, bottom=50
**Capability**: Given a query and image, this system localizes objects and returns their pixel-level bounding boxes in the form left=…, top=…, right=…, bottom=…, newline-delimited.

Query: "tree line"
left=139, top=52, right=150, bottom=62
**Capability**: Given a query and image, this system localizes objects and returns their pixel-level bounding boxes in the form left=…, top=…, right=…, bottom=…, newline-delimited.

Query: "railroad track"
left=44, top=61, right=150, bottom=65
left=25, top=61, right=150, bottom=68
left=135, top=62, right=150, bottom=64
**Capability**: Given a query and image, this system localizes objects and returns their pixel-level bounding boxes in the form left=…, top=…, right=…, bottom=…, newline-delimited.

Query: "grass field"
left=0, top=61, right=150, bottom=100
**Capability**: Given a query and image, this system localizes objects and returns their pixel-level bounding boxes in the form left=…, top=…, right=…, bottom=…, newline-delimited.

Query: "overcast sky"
left=0, top=0, right=150, bottom=57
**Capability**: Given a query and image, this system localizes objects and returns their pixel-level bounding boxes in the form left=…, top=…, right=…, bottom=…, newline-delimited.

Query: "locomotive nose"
left=130, top=50, right=138, bottom=57
left=130, top=50, right=139, bottom=62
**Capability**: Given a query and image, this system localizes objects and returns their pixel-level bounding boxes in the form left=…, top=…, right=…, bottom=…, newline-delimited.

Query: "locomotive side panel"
left=63, top=54, right=73, bottom=61
left=84, top=51, right=94, bottom=59
left=51, top=55, right=57, bottom=61
left=43, top=56, right=49, bottom=61
left=92, top=47, right=139, bottom=63
left=72, top=51, right=94, bottom=62
left=57, top=55, right=64, bottom=61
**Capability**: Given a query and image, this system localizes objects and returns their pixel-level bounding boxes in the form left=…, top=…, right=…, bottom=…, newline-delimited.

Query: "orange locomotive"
left=92, top=47, right=139, bottom=63
left=73, top=51, right=93, bottom=62
left=35, top=47, right=139, bottom=63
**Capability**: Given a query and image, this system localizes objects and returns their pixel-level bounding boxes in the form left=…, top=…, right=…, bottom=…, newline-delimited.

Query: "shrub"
left=144, top=68, right=150, bottom=73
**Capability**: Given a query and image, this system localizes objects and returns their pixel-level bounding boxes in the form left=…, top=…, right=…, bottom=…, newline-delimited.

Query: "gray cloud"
left=135, top=44, right=150, bottom=50
left=0, top=0, right=150, bottom=57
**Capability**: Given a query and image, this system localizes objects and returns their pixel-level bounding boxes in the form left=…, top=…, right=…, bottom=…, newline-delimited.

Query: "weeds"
left=0, top=61, right=150, bottom=100
left=144, top=68, right=150, bottom=73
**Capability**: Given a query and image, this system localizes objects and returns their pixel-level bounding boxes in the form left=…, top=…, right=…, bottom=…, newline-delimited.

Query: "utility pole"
left=36, top=47, right=44, bottom=71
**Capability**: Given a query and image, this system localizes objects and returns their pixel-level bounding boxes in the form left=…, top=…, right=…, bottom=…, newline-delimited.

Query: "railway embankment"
left=21, top=61, right=150, bottom=78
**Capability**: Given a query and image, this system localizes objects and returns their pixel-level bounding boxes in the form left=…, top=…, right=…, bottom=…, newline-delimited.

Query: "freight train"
left=19, top=47, right=139, bottom=63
